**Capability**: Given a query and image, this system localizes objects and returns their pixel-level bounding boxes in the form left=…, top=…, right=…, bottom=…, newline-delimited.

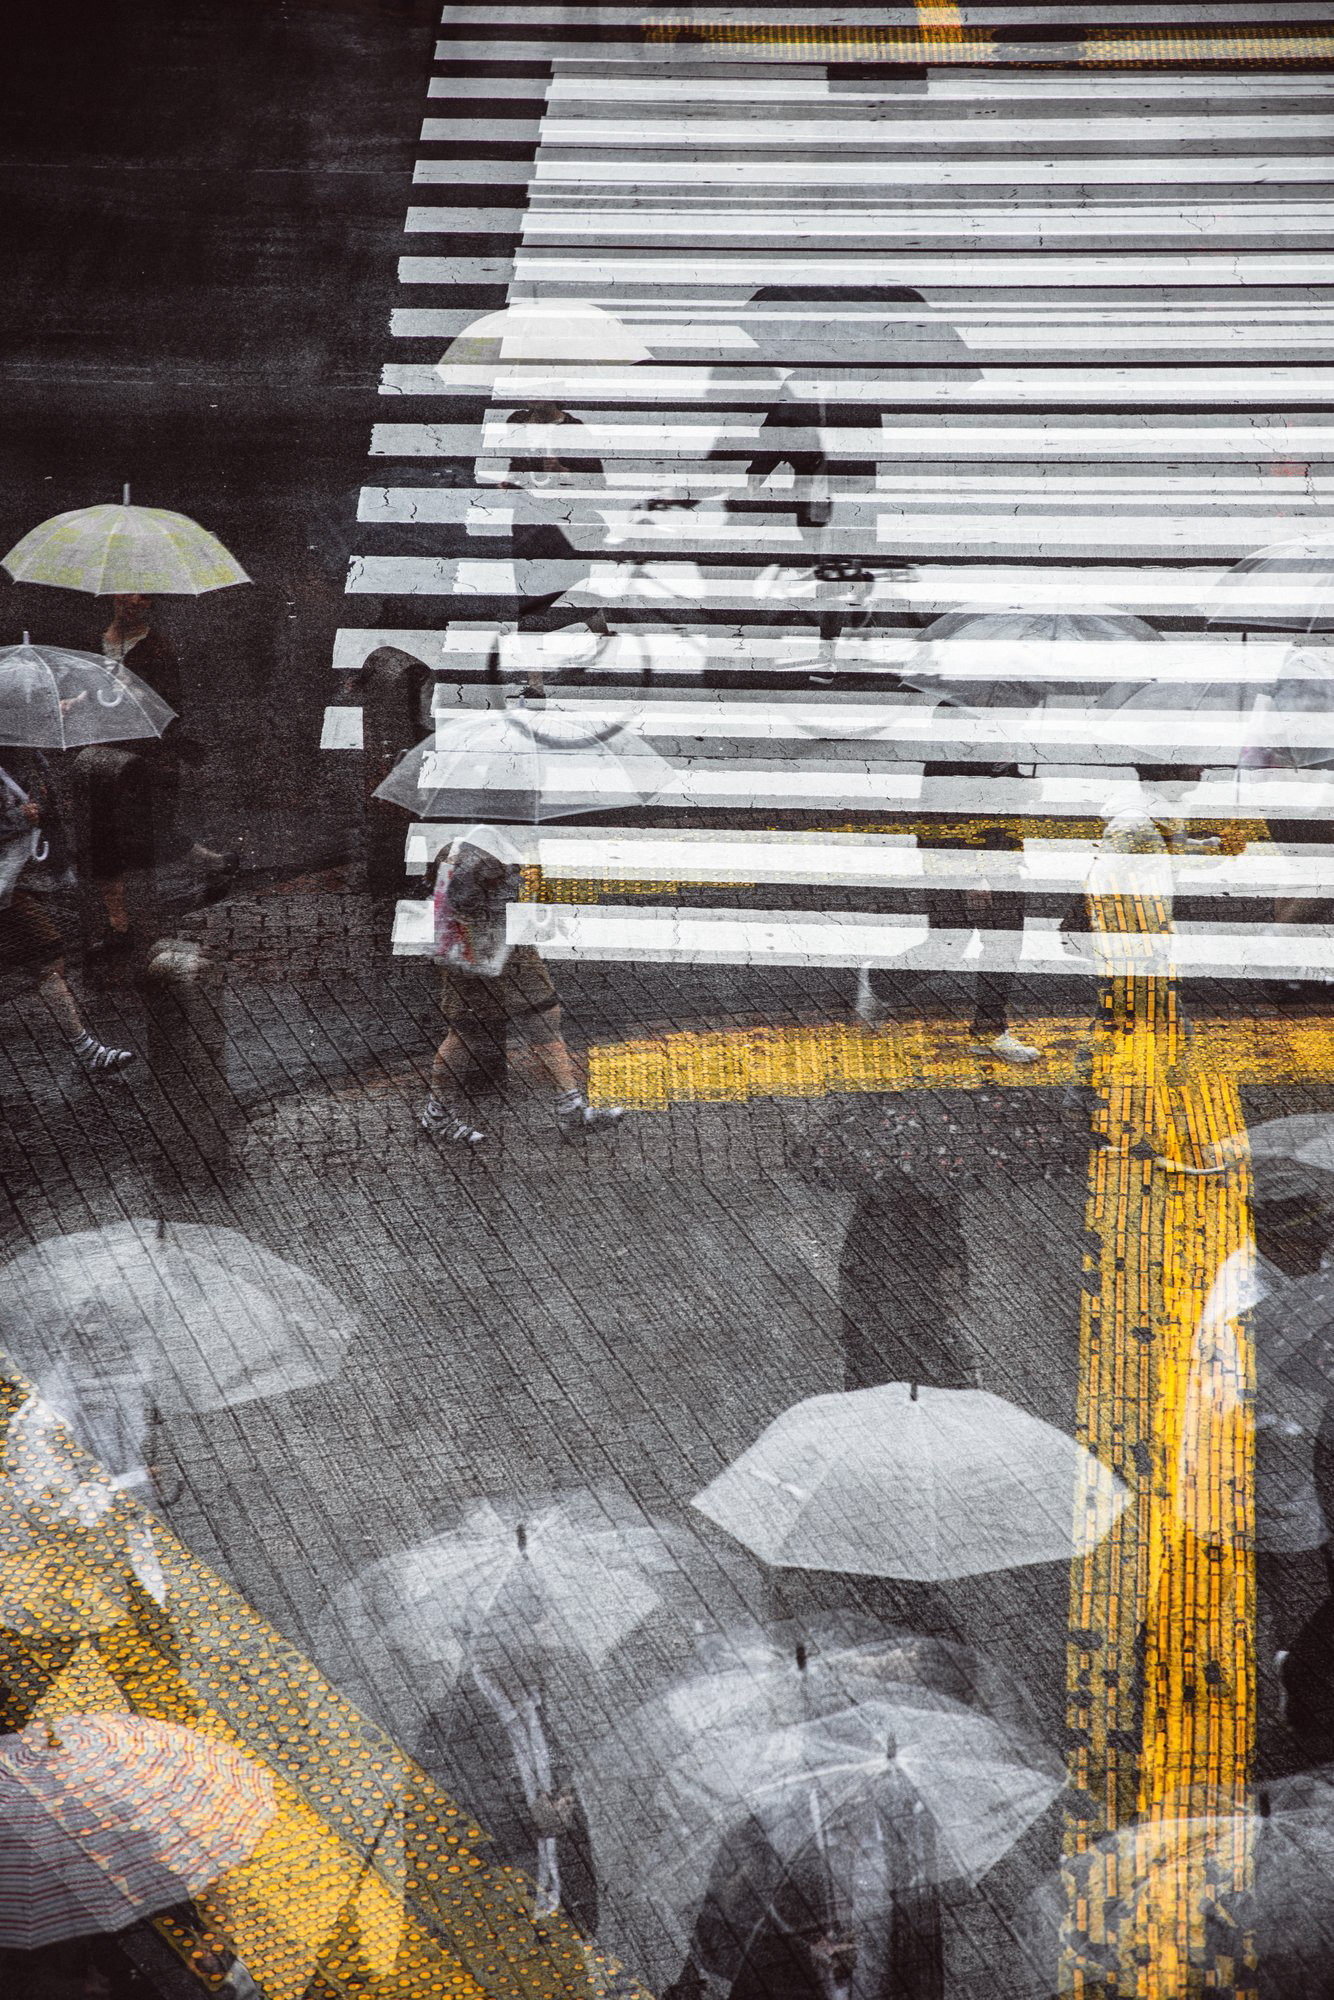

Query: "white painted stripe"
left=376, top=754, right=1334, bottom=820
left=539, top=73, right=1334, bottom=106
left=401, top=822, right=1334, bottom=897
left=427, top=696, right=1334, bottom=757
left=346, top=553, right=1237, bottom=613
left=403, top=250, right=1334, bottom=285
left=522, top=157, right=1334, bottom=187
left=371, top=420, right=1334, bottom=458
left=332, top=628, right=1311, bottom=684
left=320, top=705, right=365, bottom=750
left=402, top=363, right=1334, bottom=403
left=406, top=205, right=1334, bottom=241
left=389, top=898, right=1334, bottom=978
left=532, top=116, right=1334, bottom=146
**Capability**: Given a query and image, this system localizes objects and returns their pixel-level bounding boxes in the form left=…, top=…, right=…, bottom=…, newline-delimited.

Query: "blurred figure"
left=79, top=594, right=233, bottom=956
left=663, top=1759, right=943, bottom=2000
left=346, top=644, right=435, bottom=905
left=420, top=826, right=625, bottom=1147
left=413, top=1642, right=599, bottom=1934
left=1, top=763, right=134, bottom=1076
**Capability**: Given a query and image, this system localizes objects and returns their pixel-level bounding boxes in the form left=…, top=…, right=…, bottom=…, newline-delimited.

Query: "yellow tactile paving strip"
left=0, top=1400, right=643, bottom=2000
left=587, top=1012, right=1334, bottom=1109
left=644, top=17, right=1334, bottom=63
left=1061, top=973, right=1257, bottom=1997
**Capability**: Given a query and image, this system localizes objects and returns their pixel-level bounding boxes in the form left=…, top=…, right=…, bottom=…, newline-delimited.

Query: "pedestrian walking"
left=419, top=825, right=626, bottom=1146
left=79, top=594, right=233, bottom=955
left=0, top=762, right=134, bottom=1076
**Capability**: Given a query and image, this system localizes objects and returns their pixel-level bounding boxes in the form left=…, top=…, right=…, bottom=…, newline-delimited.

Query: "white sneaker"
left=420, top=1099, right=485, bottom=1146
left=972, top=1030, right=1041, bottom=1066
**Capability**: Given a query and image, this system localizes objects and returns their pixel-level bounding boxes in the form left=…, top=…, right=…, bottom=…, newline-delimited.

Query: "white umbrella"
left=900, top=607, right=1163, bottom=710
left=324, top=1490, right=711, bottom=1679
left=3, top=489, right=248, bottom=597
left=0, top=1219, right=356, bottom=1418
left=693, top=1382, right=1129, bottom=1581
left=1208, top=529, right=1334, bottom=632
left=586, top=1690, right=1063, bottom=1994
left=0, top=635, right=176, bottom=749
left=374, top=707, right=674, bottom=823
left=438, top=301, right=653, bottom=390
left=0, top=1714, right=275, bottom=1948
left=1028, top=1776, right=1334, bottom=1994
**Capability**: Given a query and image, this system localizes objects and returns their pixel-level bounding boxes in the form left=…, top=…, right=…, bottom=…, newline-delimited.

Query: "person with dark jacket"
left=0, top=763, right=133, bottom=1076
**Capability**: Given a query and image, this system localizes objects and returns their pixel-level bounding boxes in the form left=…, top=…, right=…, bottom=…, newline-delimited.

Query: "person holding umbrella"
left=419, top=825, right=626, bottom=1147
left=0, top=762, right=134, bottom=1077
left=2, top=491, right=249, bottom=954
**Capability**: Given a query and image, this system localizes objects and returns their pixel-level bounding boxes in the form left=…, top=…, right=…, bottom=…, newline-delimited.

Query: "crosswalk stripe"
left=371, top=420, right=1334, bottom=456
left=390, top=896, right=1334, bottom=975
left=403, top=248, right=1334, bottom=282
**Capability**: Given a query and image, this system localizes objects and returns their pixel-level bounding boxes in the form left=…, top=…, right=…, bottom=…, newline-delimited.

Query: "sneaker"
left=72, top=1034, right=135, bottom=1078
left=557, top=1101, right=626, bottom=1144
left=972, top=1030, right=1042, bottom=1066
left=420, top=1098, right=485, bottom=1146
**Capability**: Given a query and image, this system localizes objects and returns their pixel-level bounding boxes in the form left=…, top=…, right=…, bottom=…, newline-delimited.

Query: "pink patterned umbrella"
left=0, top=1715, right=276, bottom=1948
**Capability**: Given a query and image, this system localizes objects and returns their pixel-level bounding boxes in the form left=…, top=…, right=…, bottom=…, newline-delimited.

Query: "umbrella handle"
left=97, top=685, right=125, bottom=708
left=29, top=832, right=48, bottom=864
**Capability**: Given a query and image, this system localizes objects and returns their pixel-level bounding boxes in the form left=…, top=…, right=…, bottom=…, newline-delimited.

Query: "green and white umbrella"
left=3, top=489, right=248, bottom=596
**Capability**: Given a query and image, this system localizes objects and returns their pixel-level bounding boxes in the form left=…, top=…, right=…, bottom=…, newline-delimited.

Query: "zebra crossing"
left=329, top=9, right=1334, bottom=985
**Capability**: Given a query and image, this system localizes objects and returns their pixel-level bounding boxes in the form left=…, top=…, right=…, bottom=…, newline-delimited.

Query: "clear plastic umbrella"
left=373, top=707, right=675, bottom=823
left=586, top=1688, right=1064, bottom=1993
left=438, top=302, right=653, bottom=394
left=3, top=489, right=248, bottom=597
left=0, top=635, right=176, bottom=749
left=323, top=1490, right=715, bottom=1683
left=693, top=1381, right=1129, bottom=1581
left=900, top=607, right=1163, bottom=710
left=0, top=1714, right=276, bottom=1948
left=1208, top=529, right=1334, bottom=632
left=1027, top=1775, right=1334, bottom=1994
left=0, top=1219, right=356, bottom=1418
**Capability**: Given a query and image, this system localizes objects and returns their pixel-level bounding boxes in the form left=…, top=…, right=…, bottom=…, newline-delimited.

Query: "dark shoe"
left=72, top=1034, right=135, bottom=1078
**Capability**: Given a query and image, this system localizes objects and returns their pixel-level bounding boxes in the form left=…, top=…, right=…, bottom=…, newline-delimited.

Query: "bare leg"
left=528, top=1007, right=580, bottom=1098
left=35, top=962, right=85, bottom=1040
left=100, top=875, right=131, bottom=935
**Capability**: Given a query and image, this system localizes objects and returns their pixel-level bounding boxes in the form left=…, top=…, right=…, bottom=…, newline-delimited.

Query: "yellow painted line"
left=644, top=17, right=1334, bottom=63
left=0, top=1376, right=644, bottom=2000
left=588, top=1011, right=1334, bottom=1108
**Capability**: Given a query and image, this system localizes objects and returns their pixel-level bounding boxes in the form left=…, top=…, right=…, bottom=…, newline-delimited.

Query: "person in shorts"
left=420, top=825, right=625, bottom=1147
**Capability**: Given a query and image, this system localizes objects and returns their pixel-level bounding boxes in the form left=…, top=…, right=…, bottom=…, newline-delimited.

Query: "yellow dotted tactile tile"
left=0, top=1380, right=647, bottom=2000
left=588, top=1012, right=1334, bottom=1110
left=643, top=17, right=1334, bottom=63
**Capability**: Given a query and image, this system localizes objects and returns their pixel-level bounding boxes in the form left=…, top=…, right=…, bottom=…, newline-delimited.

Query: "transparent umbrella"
left=3, top=488, right=248, bottom=597
left=0, top=1714, right=275, bottom=1948
left=323, top=1490, right=715, bottom=1683
left=0, top=1219, right=357, bottom=1419
left=438, top=301, right=653, bottom=395
left=0, top=635, right=176, bottom=749
left=900, top=607, right=1163, bottom=710
left=374, top=706, right=674, bottom=823
left=1027, top=1776, right=1334, bottom=1995
left=693, top=1381, right=1129, bottom=1581
left=1208, top=529, right=1334, bottom=633
left=586, top=1689, right=1064, bottom=1994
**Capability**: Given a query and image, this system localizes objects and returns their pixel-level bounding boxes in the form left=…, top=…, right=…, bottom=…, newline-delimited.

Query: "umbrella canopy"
left=1237, top=648, right=1334, bottom=772
left=586, top=1688, right=1063, bottom=1993
left=374, top=707, right=674, bottom=823
left=0, top=1714, right=275, bottom=1949
left=325, top=1490, right=711, bottom=1678
left=1095, top=672, right=1264, bottom=767
left=438, top=302, right=653, bottom=385
left=3, top=496, right=248, bottom=597
left=900, top=607, right=1162, bottom=710
left=693, top=1381, right=1129, bottom=1581
left=1208, top=529, right=1334, bottom=633
left=0, top=1219, right=356, bottom=1419
left=0, top=638, right=176, bottom=750
left=1247, top=1112, right=1334, bottom=1180
left=1028, top=1775, right=1334, bottom=1993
